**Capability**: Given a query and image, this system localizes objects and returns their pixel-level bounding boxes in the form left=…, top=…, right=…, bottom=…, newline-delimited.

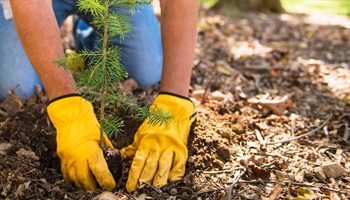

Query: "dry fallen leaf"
left=268, top=182, right=284, bottom=200
left=119, top=78, right=138, bottom=95
left=1, top=90, right=23, bottom=117
left=245, top=164, right=271, bottom=180
left=15, top=184, right=25, bottom=197
left=294, top=187, right=317, bottom=200
left=268, top=67, right=283, bottom=78
left=216, top=60, right=234, bottom=75
left=248, top=94, right=295, bottom=115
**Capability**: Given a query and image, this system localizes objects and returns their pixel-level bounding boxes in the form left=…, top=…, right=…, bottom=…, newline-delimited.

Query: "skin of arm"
left=10, top=0, right=76, bottom=100
left=159, top=0, right=198, bottom=97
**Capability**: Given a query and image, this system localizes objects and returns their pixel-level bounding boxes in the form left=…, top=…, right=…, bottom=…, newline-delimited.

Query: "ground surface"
left=1, top=8, right=350, bottom=200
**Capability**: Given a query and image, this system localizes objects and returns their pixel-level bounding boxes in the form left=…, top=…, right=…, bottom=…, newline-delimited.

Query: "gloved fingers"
left=139, top=150, right=160, bottom=184
left=169, top=151, right=187, bottom=182
left=89, top=152, right=116, bottom=191
left=120, top=144, right=138, bottom=158
left=67, top=164, right=84, bottom=190
left=103, top=134, right=114, bottom=149
left=126, top=149, right=149, bottom=193
left=61, top=163, right=72, bottom=184
left=153, top=149, right=173, bottom=188
left=76, top=161, right=99, bottom=191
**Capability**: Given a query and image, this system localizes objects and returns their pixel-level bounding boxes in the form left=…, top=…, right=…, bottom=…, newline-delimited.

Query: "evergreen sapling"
left=55, top=0, right=173, bottom=181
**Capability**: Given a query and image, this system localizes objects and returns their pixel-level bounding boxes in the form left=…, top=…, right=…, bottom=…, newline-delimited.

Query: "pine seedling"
left=56, top=0, right=173, bottom=149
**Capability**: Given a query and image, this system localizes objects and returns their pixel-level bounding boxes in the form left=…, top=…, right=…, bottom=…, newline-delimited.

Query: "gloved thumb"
left=103, top=134, right=114, bottom=149
left=120, top=144, right=138, bottom=157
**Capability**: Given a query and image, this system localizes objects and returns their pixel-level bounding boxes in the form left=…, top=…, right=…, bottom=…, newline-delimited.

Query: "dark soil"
left=1, top=8, right=350, bottom=200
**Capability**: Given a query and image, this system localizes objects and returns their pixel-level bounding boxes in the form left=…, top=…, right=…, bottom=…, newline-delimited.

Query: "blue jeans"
left=53, top=0, right=163, bottom=86
left=0, top=4, right=42, bottom=100
left=0, top=1, right=162, bottom=100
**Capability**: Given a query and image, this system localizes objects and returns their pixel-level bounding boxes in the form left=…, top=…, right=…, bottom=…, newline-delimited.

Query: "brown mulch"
left=1, top=8, right=350, bottom=200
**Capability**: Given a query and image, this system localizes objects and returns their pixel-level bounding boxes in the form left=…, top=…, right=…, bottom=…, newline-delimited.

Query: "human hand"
left=47, top=94, right=116, bottom=191
left=121, top=92, right=196, bottom=192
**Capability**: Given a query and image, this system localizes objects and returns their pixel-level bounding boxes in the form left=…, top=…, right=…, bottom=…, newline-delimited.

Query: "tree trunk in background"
left=212, top=0, right=285, bottom=14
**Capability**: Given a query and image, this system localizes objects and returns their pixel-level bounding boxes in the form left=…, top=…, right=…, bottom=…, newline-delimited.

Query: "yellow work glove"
left=47, top=94, right=116, bottom=191
left=121, top=92, right=197, bottom=192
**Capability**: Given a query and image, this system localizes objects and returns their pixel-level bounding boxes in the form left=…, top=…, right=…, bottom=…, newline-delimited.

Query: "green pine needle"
left=101, top=115, right=124, bottom=137
left=108, top=13, right=131, bottom=39
left=144, top=106, right=173, bottom=127
left=77, top=0, right=106, bottom=17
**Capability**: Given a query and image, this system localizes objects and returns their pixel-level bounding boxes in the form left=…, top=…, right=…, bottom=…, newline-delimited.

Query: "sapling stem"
left=99, top=0, right=110, bottom=149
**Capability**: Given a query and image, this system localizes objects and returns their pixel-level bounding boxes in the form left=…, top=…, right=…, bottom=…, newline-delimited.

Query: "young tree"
left=57, top=0, right=172, bottom=149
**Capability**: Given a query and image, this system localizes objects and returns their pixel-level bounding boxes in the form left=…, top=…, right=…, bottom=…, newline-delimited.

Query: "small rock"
left=187, top=156, right=195, bottom=163
left=321, top=162, right=345, bottom=178
left=170, top=188, right=178, bottom=195
left=275, top=170, right=292, bottom=181
left=93, top=191, right=118, bottom=200
left=16, top=148, right=39, bottom=161
left=314, top=167, right=326, bottom=181
left=326, top=52, right=333, bottom=61
left=0, top=143, right=12, bottom=155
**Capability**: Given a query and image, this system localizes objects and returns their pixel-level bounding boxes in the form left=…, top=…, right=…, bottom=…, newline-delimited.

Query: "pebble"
left=94, top=191, right=118, bottom=200
left=275, top=170, right=292, bottom=181
left=170, top=188, right=178, bottom=195
left=321, top=162, right=345, bottom=178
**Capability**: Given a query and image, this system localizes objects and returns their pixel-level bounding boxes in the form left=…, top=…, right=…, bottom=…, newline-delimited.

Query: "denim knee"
left=112, top=5, right=163, bottom=86
left=0, top=5, right=42, bottom=100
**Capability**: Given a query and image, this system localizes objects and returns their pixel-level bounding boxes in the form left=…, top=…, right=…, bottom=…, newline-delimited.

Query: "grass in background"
left=198, top=0, right=350, bottom=16
left=198, top=0, right=218, bottom=8
left=281, top=0, right=350, bottom=16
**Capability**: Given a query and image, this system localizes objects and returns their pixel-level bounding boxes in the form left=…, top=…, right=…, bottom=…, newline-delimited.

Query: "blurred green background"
left=281, top=0, right=350, bottom=16
left=198, top=0, right=350, bottom=16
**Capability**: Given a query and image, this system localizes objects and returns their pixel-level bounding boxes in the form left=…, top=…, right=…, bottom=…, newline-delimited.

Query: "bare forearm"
left=159, top=0, right=198, bottom=97
left=10, top=0, right=76, bottom=100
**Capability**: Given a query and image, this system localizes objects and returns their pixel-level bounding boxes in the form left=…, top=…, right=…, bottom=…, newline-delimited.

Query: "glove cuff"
left=158, top=91, right=191, bottom=102
left=47, top=94, right=97, bottom=130
left=155, top=92, right=196, bottom=122
left=48, top=93, right=81, bottom=105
